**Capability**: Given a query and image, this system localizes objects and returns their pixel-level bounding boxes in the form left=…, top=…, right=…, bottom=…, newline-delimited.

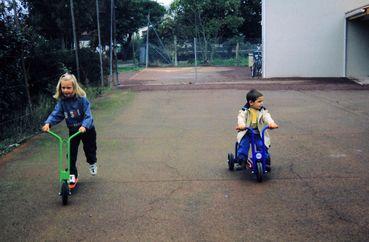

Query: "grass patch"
left=85, top=86, right=111, bottom=100
left=175, top=57, right=249, bottom=67
left=118, top=66, right=143, bottom=73
left=211, top=57, right=248, bottom=66
left=0, top=87, right=132, bottom=157
left=94, top=89, right=134, bottom=112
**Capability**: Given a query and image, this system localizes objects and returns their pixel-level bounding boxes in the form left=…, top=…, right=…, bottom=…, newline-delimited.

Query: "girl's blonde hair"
left=53, top=73, right=86, bottom=99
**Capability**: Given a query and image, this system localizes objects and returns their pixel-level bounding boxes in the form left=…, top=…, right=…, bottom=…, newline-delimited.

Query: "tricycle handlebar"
left=237, top=126, right=271, bottom=143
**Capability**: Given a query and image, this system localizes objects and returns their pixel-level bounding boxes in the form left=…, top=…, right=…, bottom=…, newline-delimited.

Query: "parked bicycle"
left=251, top=51, right=262, bottom=77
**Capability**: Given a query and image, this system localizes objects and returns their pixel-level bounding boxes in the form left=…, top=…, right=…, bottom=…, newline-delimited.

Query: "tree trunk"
left=123, top=33, right=132, bottom=61
left=60, top=35, right=66, bottom=50
left=20, top=54, right=32, bottom=111
left=197, top=11, right=208, bottom=63
left=13, top=0, right=32, bottom=111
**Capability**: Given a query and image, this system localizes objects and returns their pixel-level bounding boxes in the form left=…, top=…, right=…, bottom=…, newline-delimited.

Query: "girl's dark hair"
left=246, top=89, right=263, bottom=103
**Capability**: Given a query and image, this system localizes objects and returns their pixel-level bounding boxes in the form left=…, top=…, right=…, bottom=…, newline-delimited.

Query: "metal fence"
left=137, top=37, right=261, bottom=67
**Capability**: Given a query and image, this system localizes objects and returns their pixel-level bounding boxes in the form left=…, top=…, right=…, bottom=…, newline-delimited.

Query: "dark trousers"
left=69, top=126, right=97, bottom=178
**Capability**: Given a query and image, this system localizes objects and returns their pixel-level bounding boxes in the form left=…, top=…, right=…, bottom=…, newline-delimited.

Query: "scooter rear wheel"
left=256, top=162, right=263, bottom=182
left=61, top=181, right=69, bottom=205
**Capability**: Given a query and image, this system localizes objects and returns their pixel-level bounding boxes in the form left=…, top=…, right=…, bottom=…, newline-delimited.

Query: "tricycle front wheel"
left=256, top=162, right=263, bottom=182
left=228, top=153, right=235, bottom=171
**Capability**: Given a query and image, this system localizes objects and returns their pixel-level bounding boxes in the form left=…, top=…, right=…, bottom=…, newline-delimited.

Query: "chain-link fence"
left=134, top=35, right=261, bottom=68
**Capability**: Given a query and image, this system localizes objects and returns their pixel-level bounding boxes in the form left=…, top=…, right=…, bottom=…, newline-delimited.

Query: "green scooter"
left=47, top=130, right=81, bottom=205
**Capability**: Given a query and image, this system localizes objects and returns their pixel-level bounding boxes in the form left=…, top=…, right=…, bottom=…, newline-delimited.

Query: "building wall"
left=346, top=20, right=369, bottom=79
left=262, top=0, right=369, bottom=78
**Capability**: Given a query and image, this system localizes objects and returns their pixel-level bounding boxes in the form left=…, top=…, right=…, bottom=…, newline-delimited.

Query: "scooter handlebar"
left=47, top=130, right=82, bottom=142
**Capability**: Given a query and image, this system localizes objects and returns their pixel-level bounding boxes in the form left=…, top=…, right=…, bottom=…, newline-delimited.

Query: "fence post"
left=96, top=0, right=104, bottom=87
left=113, top=2, right=119, bottom=85
left=70, top=0, right=80, bottom=82
left=146, top=14, right=150, bottom=68
left=194, top=37, right=197, bottom=82
left=236, top=42, right=240, bottom=66
left=174, top=35, right=178, bottom=66
left=109, top=0, right=114, bottom=86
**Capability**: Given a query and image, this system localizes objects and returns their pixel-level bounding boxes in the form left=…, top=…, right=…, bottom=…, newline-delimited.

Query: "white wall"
left=262, top=0, right=369, bottom=78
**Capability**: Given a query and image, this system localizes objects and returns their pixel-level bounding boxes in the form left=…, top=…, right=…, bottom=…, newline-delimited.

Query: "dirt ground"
left=118, top=66, right=369, bottom=91
left=1, top=67, right=369, bottom=241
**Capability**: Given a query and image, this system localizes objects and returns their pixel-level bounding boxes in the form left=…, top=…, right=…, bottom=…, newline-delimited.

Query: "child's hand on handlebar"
left=42, top=124, right=50, bottom=132
left=268, top=122, right=278, bottom=129
left=235, top=125, right=246, bottom=131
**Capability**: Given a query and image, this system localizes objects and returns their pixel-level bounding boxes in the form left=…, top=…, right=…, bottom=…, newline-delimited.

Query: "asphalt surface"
left=1, top=67, right=369, bottom=241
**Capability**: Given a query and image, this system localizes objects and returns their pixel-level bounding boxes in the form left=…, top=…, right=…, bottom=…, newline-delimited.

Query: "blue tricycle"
left=227, top=126, right=271, bottom=182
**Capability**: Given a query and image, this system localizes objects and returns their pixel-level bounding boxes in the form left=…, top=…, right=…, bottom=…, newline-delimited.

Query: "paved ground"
left=1, top=67, right=369, bottom=241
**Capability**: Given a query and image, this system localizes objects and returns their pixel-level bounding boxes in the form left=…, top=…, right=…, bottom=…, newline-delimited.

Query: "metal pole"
left=109, top=0, right=113, bottom=86
left=174, top=35, right=178, bottom=66
left=70, top=0, right=80, bottom=81
left=194, top=37, right=197, bottom=82
left=96, top=0, right=104, bottom=87
left=113, top=3, right=119, bottom=85
left=236, top=41, right=240, bottom=66
left=132, top=34, right=136, bottom=65
left=145, top=14, right=150, bottom=68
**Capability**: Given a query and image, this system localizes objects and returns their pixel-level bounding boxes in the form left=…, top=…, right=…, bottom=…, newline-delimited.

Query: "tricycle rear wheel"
left=228, top=153, right=235, bottom=171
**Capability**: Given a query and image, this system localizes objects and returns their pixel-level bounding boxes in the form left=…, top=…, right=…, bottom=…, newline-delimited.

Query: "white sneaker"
left=69, top=174, right=76, bottom=183
left=88, top=163, right=97, bottom=176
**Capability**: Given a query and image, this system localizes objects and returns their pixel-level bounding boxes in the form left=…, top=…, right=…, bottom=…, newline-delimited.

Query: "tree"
left=114, top=0, right=166, bottom=60
left=0, top=0, right=39, bottom=121
left=26, top=0, right=73, bottom=48
left=26, top=0, right=100, bottom=50
left=239, top=0, right=261, bottom=41
left=168, top=0, right=244, bottom=62
left=169, top=0, right=243, bottom=40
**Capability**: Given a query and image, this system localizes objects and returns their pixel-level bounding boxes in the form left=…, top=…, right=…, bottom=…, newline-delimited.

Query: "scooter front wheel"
left=256, top=162, right=263, bottom=182
left=61, top=181, right=69, bottom=205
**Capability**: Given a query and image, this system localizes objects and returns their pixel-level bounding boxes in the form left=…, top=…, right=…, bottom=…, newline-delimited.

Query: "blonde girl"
left=53, top=73, right=86, bottom=99
left=42, top=73, right=97, bottom=189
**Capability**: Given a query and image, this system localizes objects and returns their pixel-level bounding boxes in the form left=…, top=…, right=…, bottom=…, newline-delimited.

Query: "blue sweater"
left=45, top=96, right=94, bottom=129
